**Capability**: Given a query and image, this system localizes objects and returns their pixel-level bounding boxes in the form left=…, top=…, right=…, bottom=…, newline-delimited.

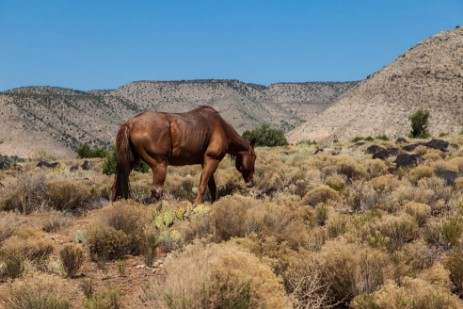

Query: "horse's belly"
left=169, top=154, right=203, bottom=166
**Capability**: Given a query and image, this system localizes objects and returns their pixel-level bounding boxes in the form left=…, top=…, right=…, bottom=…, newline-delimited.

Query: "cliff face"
left=288, top=27, right=463, bottom=143
left=0, top=80, right=354, bottom=158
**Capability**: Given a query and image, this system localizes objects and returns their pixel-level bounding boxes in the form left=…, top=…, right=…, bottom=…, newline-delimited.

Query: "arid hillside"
left=288, top=27, right=463, bottom=144
left=0, top=80, right=355, bottom=158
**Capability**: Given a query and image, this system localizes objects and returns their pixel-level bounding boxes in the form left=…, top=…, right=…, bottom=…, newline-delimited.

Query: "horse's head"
left=235, top=138, right=257, bottom=187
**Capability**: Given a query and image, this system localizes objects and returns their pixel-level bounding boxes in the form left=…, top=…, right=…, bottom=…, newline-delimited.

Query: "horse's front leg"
left=208, top=174, right=217, bottom=202
left=151, top=163, right=167, bottom=201
left=196, top=159, right=219, bottom=204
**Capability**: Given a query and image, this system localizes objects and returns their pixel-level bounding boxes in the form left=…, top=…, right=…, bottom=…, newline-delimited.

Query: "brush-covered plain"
left=1, top=137, right=463, bottom=308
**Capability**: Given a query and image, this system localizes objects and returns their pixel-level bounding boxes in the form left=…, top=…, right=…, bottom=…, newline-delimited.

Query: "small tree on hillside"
left=242, top=124, right=288, bottom=147
left=409, top=109, right=430, bottom=138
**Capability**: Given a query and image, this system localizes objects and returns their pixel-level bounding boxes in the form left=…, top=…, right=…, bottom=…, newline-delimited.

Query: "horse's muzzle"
left=246, top=179, right=255, bottom=188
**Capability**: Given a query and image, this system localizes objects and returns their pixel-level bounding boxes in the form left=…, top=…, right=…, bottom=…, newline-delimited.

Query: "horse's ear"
left=250, top=138, right=256, bottom=148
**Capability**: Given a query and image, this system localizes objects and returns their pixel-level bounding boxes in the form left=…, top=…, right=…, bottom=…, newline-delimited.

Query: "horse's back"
left=128, top=107, right=226, bottom=165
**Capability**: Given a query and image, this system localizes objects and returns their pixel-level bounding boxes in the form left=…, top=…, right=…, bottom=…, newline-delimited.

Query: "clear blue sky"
left=0, top=0, right=462, bottom=91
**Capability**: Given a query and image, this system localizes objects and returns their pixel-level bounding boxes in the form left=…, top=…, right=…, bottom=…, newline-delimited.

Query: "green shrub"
left=77, top=143, right=108, bottom=159
left=375, top=134, right=389, bottom=141
left=102, top=147, right=149, bottom=175
left=409, top=109, right=430, bottom=138
left=351, top=136, right=365, bottom=143
left=242, top=124, right=288, bottom=147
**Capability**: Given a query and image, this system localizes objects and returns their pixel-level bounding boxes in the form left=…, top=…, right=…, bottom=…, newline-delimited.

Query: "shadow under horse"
left=112, top=105, right=256, bottom=204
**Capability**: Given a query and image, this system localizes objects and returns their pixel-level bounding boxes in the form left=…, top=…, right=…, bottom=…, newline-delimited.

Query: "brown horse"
left=112, top=105, right=256, bottom=204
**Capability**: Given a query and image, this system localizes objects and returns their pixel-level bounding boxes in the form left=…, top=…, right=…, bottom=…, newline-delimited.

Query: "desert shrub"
left=314, top=240, right=389, bottom=307
left=80, top=279, right=95, bottom=299
left=232, top=236, right=302, bottom=278
left=417, top=177, right=453, bottom=214
left=324, top=175, right=345, bottom=192
left=425, top=217, right=463, bottom=250
left=59, top=244, right=85, bottom=278
left=83, top=288, right=121, bottom=309
left=302, top=185, right=339, bottom=207
left=0, top=252, right=24, bottom=279
left=403, top=201, right=431, bottom=227
left=0, top=212, right=24, bottom=243
left=389, top=185, right=434, bottom=210
left=314, top=204, right=329, bottom=226
left=141, top=229, right=159, bottom=267
left=0, top=154, right=24, bottom=170
left=77, top=143, right=108, bottom=158
left=2, top=275, right=70, bottom=309
left=433, top=160, right=459, bottom=174
left=1, top=231, right=54, bottom=266
left=351, top=278, right=460, bottom=309
left=325, top=213, right=349, bottom=239
left=409, top=165, right=434, bottom=184
left=164, top=174, right=197, bottom=200
left=409, top=108, right=430, bottom=138
left=42, top=213, right=69, bottom=233
left=2, top=173, right=47, bottom=214
left=88, top=200, right=155, bottom=259
left=99, top=201, right=149, bottom=255
left=365, top=159, right=389, bottom=179
left=369, top=214, right=419, bottom=251
left=336, top=158, right=367, bottom=180
left=448, top=156, right=463, bottom=173
left=369, top=174, right=403, bottom=193
left=456, top=177, right=463, bottom=190
left=210, top=195, right=308, bottom=248
left=46, top=180, right=91, bottom=210
left=418, top=262, right=451, bottom=289
left=286, top=257, right=331, bottom=309
left=390, top=240, right=436, bottom=282
left=242, top=123, right=288, bottom=147
left=86, top=226, right=130, bottom=261
left=345, top=181, right=386, bottom=212
left=145, top=241, right=290, bottom=309
left=177, top=204, right=212, bottom=243
left=446, top=247, right=463, bottom=296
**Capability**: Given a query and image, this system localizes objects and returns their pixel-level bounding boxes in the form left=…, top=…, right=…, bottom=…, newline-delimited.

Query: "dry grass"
left=2, top=140, right=463, bottom=307
left=210, top=195, right=309, bottom=249
left=0, top=274, right=71, bottom=309
left=351, top=277, right=461, bottom=309
left=145, top=241, right=291, bottom=309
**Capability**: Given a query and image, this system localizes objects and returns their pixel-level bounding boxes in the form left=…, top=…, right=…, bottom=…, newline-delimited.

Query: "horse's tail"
left=112, top=121, right=134, bottom=201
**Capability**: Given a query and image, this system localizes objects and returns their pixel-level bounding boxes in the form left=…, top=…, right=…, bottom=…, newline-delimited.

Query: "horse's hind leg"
left=150, top=163, right=167, bottom=201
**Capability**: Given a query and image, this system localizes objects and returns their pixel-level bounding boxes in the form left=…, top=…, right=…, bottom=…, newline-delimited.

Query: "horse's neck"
left=226, top=128, right=249, bottom=155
